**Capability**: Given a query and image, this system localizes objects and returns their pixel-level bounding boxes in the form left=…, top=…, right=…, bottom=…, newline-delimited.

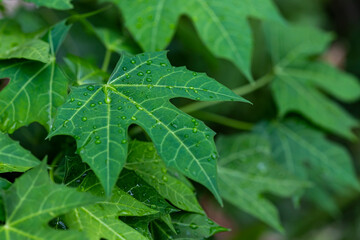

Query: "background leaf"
left=106, top=0, right=283, bottom=80
left=217, top=133, right=308, bottom=232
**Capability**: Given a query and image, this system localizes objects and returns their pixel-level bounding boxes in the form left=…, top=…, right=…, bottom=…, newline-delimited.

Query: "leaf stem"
left=101, top=49, right=112, bottom=72
left=49, top=152, right=64, bottom=182
left=180, top=73, right=273, bottom=113
left=192, top=111, right=254, bottom=130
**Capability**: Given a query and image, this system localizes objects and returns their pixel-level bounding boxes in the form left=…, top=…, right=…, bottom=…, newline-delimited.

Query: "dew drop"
left=170, top=123, right=177, bottom=129
left=126, top=73, right=130, bottom=79
left=93, top=125, right=97, bottom=129
left=136, top=105, right=144, bottom=110
left=105, top=96, right=112, bottom=104
left=130, top=59, right=136, bottom=64
left=87, top=85, right=94, bottom=91
left=70, top=98, right=75, bottom=102
left=122, top=67, right=127, bottom=71
left=131, top=116, right=137, bottom=121
left=95, top=139, right=101, bottom=144
left=192, top=72, right=197, bottom=76
left=161, top=168, right=167, bottom=174
left=137, top=72, right=144, bottom=76
left=121, top=139, right=127, bottom=144
left=192, top=128, right=198, bottom=133
left=190, top=223, right=198, bottom=229
left=90, top=103, right=96, bottom=107
left=118, top=106, right=123, bottom=110
left=83, top=92, right=88, bottom=96
left=121, top=116, right=126, bottom=120
left=82, top=117, right=87, bottom=122
left=98, top=101, right=103, bottom=105
left=63, top=120, right=69, bottom=127
left=77, top=101, right=82, bottom=106
left=162, top=176, right=168, bottom=182
left=95, top=136, right=100, bottom=139
left=160, top=63, right=167, bottom=67
left=146, top=70, right=151, bottom=74
left=184, top=134, right=189, bottom=138
left=146, top=60, right=152, bottom=65
left=146, top=78, right=152, bottom=82
left=147, top=84, right=154, bottom=89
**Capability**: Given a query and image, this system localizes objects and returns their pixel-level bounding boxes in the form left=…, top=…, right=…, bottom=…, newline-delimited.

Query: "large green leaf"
left=126, top=141, right=203, bottom=214
left=264, top=21, right=360, bottom=139
left=217, top=134, right=308, bottom=232
left=0, top=133, right=40, bottom=172
left=104, top=0, right=283, bottom=80
left=49, top=51, right=247, bottom=201
left=0, top=22, right=70, bottom=133
left=24, top=0, right=73, bottom=10
left=0, top=20, right=49, bottom=63
left=151, top=213, right=227, bottom=240
left=255, top=120, right=360, bottom=212
left=0, top=163, right=98, bottom=240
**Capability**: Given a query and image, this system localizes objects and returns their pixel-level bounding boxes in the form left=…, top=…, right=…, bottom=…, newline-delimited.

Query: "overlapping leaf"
left=217, top=134, right=308, bottom=232
left=64, top=170, right=157, bottom=240
left=0, top=22, right=70, bottom=133
left=264, top=21, right=360, bottom=139
left=255, top=120, right=360, bottom=213
left=49, top=51, right=247, bottom=201
left=126, top=141, right=203, bottom=214
left=0, top=163, right=98, bottom=240
left=151, top=213, right=227, bottom=240
left=0, top=20, right=49, bottom=63
left=103, top=0, right=283, bottom=80
left=0, top=133, right=40, bottom=172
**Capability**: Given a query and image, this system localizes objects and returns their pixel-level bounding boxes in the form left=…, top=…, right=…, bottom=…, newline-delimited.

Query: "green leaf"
left=49, top=51, right=247, bottom=202
left=254, top=120, right=360, bottom=211
left=105, top=0, right=283, bottom=80
left=151, top=213, right=228, bottom=240
left=0, top=163, right=98, bottom=240
left=126, top=141, right=204, bottom=214
left=263, top=22, right=360, bottom=139
left=65, top=171, right=157, bottom=240
left=0, top=22, right=70, bottom=133
left=217, top=134, right=308, bottom=232
left=0, top=20, right=50, bottom=63
left=95, top=27, right=137, bottom=54
left=63, top=55, right=108, bottom=86
left=0, top=133, right=40, bottom=172
left=24, top=0, right=73, bottom=10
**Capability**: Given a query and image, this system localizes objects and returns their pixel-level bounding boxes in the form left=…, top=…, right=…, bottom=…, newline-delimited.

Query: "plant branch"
left=180, top=74, right=273, bottom=113
left=192, top=111, right=254, bottom=130
left=101, top=49, right=112, bottom=72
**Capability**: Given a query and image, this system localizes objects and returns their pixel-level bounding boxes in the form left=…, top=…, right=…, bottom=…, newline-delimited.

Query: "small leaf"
left=63, top=55, right=108, bottom=86
left=0, top=163, right=98, bottom=239
left=0, top=133, right=40, bottom=172
left=152, top=213, right=228, bottom=240
left=0, top=20, right=50, bottom=63
left=95, top=27, right=137, bottom=54
left=50, top=51, right=247, bottom=202
left=217, top=133, right=308, bottom=232
left=24, top=0, right=73, bottom=10
left=126, top=140, right=204, bottom=214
